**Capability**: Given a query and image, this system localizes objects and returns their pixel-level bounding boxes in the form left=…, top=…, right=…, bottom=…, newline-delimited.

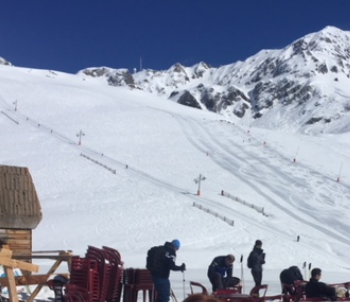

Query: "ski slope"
left=0, top=65, right=350, bottom=300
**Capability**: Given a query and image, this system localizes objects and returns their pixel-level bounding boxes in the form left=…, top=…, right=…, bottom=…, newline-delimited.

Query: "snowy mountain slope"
left=77, top=26, right=350, bottom=135
left=1, top=64, right=350, bottom=298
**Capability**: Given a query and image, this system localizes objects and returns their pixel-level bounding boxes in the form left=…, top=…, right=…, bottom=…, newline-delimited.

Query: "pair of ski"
left=303, top=262, right=312, bottom=280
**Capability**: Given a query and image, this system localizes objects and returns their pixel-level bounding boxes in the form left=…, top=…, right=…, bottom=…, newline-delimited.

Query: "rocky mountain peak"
left=80, top=67, right=135, bottom=87
left=74, top=26, right=350, bottom=134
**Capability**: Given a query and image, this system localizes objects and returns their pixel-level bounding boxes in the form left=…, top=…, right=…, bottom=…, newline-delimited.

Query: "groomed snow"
left=0, top=65, right=349, bottom=301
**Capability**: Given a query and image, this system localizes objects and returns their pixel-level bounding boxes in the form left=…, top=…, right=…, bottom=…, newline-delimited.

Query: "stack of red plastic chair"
left=122, top=268, right=136, bottom=302
left=86, top=246, right=112, bottom=302
left=122, top=268, right=155, bottom=302
left=65, top=246, right=124, bottom=302
left=65, top=256, right=100, bottom=302
left=132, top=269, right=155, bottom=302
left=102, top=246, right=124, bottom=302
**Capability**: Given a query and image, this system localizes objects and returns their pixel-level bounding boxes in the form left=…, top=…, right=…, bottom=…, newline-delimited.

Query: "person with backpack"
left=207, top=254, right=235, bottom=292
left=280, top=266, right=304, bottom=295
left=146, top=239, right=186, bottom=302
left=247, top=240, right=265, bottom=288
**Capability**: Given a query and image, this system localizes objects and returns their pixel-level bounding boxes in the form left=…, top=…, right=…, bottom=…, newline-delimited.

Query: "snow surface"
left=0, top=65, right=350, bottom=301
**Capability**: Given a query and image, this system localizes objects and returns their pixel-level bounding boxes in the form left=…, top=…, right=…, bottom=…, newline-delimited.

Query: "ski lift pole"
left=337, top=162, right=343, bottom=182
left=194, top=174, right=206, bottom=196
left=293, top=146, right=300, bottom=163
left=76, top=130, right=85, bottom=146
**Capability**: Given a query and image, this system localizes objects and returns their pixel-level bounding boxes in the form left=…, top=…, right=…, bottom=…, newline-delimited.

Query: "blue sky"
left=1, top=1, right=350, bottom=74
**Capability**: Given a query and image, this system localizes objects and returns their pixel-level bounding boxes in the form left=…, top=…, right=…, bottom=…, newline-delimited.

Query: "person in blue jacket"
left=150, top=239, right=186, bottom=302
left=207, top=254, right=235, bottom=292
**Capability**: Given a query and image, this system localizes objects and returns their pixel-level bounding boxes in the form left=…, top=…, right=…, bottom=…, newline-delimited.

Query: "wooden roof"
left=0, top=165, right=42, bottom=229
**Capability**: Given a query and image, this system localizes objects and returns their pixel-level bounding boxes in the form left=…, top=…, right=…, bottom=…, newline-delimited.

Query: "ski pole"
left=171, top=288, right=179, bottom=302
left=182, top=271, right=186, bottom=299
left=240, top=254, right=244, bottom=294
left=152, top=284, right=155, bottom=302
left=308, top=263, right=312, bottom=279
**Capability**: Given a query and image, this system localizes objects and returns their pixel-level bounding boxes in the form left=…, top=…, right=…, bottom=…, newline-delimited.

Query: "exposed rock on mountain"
left=81, top=67, right=135, bottom=88
left=170, top=90, right=201, bottom=109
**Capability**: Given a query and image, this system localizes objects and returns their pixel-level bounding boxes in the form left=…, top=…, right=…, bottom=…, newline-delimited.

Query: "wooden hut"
left=0, top=165, right=42, bottom=259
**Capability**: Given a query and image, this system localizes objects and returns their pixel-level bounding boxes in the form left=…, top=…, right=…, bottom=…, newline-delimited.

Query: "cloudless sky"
left=1, top=0, right=350, bottom=74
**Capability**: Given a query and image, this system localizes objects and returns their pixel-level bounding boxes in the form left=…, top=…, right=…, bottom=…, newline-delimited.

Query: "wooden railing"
left=0, top=249, right=73, bottom=302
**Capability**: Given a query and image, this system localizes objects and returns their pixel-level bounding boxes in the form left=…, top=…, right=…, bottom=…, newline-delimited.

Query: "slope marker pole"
left=336, top=162, right=343, bottom=182
left=293, top=146, right=300, bottom=163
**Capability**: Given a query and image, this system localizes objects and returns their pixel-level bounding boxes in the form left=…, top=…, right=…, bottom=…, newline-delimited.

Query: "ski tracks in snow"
left=2, top=96, right=350, bottom=259
left=174, top=116, right=350, bottom=247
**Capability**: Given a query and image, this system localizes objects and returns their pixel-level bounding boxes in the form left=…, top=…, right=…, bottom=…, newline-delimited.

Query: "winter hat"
left=255, top=240, right=262, bottom=246
left=172, top=239, right=181, bottom=250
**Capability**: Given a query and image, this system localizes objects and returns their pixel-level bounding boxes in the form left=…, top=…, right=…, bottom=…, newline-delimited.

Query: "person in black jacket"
left=150, top=240, right=186, bottom=302
left=305, top=268, right=337, bottom=301
left=207, top=254, right=235, bottom=292
left=247, top=240, right=265, bottom=287
left=280, top=266, right=304, bottom=294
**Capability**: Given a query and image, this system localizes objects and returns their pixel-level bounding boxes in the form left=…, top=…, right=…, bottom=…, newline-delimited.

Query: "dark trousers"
left=252, top=270, right=262, bottom=287
left=152, top=277, right=171, bottom=302
left=208, top=272, right=224, bottom=292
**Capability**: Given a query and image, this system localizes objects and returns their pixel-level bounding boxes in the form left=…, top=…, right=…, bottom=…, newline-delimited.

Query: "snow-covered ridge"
left=2, top=26, right=350, bottom=134
left=78, top=26, right=350, bottom=134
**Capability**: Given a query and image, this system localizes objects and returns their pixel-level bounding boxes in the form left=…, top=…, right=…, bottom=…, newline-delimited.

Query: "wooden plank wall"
left=0, top=229, right=32, bottom=258
left=0, top=165, right=42, bottom=229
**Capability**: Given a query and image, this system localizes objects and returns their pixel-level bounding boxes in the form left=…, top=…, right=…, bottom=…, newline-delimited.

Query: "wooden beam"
left=0, top=274, right=70, bottom=287
left=26, top=256, right=64, bottom=302
left=4, top=266, right=18, bottom=302
left=0, top=258, right=39, bottom=272
left=14, top=254, right=72, bottom=260
left=0, top=248, right=13, bottom=258
left=32, top=250, right=73, bottom=254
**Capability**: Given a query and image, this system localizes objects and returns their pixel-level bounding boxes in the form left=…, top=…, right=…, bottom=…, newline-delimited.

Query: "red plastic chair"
left=249, top=284, right=268, bottom=298
left=281, top=283, right=297, bottom=302
left=65, top=284, right=93, bottom=302
left=123, top=268, right=136, bottom=302
left=189, top=281, right=209, bottom=295
left=299, top=298, right=330, bottom=302
left=132, top=269, right=155, bottom=302
left=294, top=281, right=307, bottom=302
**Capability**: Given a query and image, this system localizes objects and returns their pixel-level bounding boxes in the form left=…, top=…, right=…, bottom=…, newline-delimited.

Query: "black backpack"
left=247, top=252, right=253, bottom=269
left=146, top=245, right=166, bottom=273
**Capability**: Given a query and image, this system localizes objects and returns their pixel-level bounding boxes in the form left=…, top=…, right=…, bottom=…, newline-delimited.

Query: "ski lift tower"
left=194, top=174, right=206, bottom=196
left=76, top=130, right=85, bottom=146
